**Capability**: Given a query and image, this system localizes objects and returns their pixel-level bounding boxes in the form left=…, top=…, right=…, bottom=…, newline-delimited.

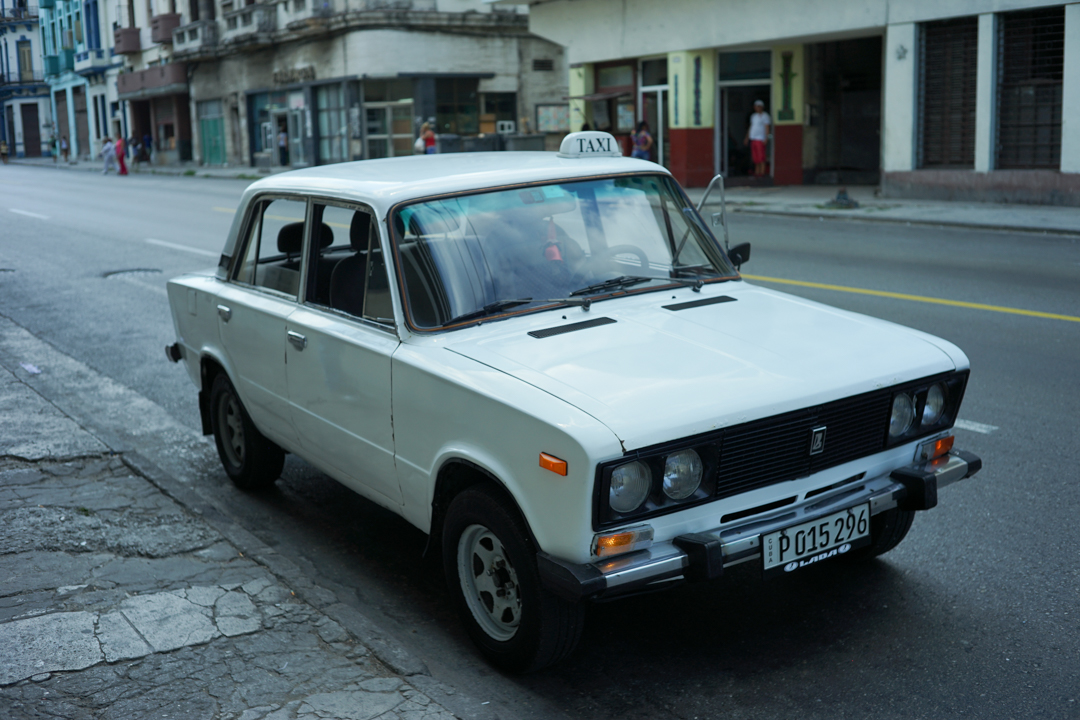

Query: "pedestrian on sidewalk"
left=115, top=136, right=128, bottom=175
left=420, top=122, right=436, bottom=154
left=143, top=133, right=153, bottom=165
left=0, top=138, right=8, bottom=164
left=100, top=137, right=119, bottom=174
left=61, top=136, right=70, bottom=163
left=743, top=100, right=771, bottom=177
left=631, top=121, right=654, bottom=161
left=277, top=125, right=288, bottom=165
left=129, top=136, right=141, bottom=172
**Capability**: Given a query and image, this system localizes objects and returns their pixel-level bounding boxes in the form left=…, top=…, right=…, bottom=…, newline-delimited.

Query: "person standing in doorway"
left=143, top=133, right=153, bottom=164
left=60, top=136, right=69, bottom=163
left=0, top=138, right=8, bottom=164
left=277, top=126, right=288, bottom=166
left=743, top=100, right=771, bottom=177
left=100, top=137, right=118, bottom=174
left=631, top=121, right=654, bottom=160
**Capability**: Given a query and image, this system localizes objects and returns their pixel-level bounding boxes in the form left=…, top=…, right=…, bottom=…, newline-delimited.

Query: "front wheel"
left=209, top=373, right=284, bottom=490
left=442, top=486, right=584, bottom=673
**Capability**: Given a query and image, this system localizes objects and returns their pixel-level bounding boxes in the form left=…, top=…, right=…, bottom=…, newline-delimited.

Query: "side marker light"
left=539, top=452, right=568, bottom=476
left=592, top=525, right=654, bottom=558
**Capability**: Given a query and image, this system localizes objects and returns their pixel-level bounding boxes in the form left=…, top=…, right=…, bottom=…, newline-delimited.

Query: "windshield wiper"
left=445, top=298, right=534, bottom=326
left=568, top=275, right=655, bottom=297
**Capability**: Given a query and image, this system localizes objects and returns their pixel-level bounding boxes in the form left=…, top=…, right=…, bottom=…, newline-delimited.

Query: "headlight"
left=663, top=449, right=703, bottom=500
left=922, top=383, right=946, bottom=426
left=609, top=461, right=651, bottom=514
left=890, top=393, right=915, bottom=438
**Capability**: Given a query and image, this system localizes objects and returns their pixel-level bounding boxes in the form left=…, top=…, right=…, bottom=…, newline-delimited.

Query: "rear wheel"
left=209, top=373, right=284, bottom=490
left=442, top=486, right=584, bottom=673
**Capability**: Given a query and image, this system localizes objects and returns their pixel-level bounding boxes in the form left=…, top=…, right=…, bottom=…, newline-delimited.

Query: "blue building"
left=1, top=0, right=50, bottom=157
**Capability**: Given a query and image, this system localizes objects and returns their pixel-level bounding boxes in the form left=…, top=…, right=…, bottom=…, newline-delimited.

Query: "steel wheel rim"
left=457, top=523, right=521, bottom=642
left=218, top=393, right=245, bottom=467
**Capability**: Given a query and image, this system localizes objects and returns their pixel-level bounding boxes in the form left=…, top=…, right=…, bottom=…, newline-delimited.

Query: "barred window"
left=996, top=6, right=1064, bottom=169
left=919, top=17, right=978, bottom=168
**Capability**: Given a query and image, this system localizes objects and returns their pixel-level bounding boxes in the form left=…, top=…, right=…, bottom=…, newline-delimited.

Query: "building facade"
left=163, top=0, right=566, bottom=168
left=512, top=0, right=1080, bottom=204
left=1, top=0, right=50, bottom=157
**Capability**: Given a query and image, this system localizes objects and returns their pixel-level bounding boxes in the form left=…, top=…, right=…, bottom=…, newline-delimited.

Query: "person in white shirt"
left=100, top=137, right=119, bottom=175
left=743, top=100, right=771, bottom=177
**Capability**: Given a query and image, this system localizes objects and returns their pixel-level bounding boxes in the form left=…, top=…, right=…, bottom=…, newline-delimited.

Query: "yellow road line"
left=742, top=273, right=1080, bottom=323
left=212, top=206, right=236, bottom=214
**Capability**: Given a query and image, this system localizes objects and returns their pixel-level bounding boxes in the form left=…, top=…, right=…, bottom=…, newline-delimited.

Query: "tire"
left=442, top=486, right=584, bottom=673
left=209, top=373, right=285, bottom=490
left=853, top=507, right=916, bottom=559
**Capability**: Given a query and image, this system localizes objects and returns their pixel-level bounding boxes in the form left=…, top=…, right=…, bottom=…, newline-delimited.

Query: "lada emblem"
left=810, top=426, right=827, bottom=455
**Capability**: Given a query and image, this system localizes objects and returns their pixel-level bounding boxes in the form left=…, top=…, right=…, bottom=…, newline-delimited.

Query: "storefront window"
left=640, top=58, right=668, bottom=87
left=317, top=84, right=348, bottom=164
left=597, top=64, right=633, bottom=89
left=717, top=51, right=771, bottom=81
left=435, top=78, right=479, bottom=135
left=364, top=79, right=413, bottom=103
left=250, top=91, right=288, bottom=152
left=480, top=93, right=516, bottom=133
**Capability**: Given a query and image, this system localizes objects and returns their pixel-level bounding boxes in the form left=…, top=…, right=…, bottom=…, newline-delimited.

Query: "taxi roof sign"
left=557, top=131, right=623, bottom=159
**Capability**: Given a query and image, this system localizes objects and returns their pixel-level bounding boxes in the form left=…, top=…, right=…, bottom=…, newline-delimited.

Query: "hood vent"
left=663, top=295, right=736, bottom=311
left=528, top=317, right=616, bottom=339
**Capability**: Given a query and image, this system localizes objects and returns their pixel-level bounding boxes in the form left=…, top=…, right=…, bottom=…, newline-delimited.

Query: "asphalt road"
left=2, top=165, right=1078, bottom=719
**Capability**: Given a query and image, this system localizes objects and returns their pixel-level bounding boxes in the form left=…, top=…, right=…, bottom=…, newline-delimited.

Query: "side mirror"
left=728, top=242, right=751, bottom=270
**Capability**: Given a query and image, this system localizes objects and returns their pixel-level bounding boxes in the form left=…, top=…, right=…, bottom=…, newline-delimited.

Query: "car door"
left=284, top=201, right=402, bottom=506
left=216, top=195, right=308, bottom=448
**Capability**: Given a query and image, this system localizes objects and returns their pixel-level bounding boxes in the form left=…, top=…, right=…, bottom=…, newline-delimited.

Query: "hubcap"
left=457, top=524, right=521, bottom=642
left=219, top=393, right=245, bottom=467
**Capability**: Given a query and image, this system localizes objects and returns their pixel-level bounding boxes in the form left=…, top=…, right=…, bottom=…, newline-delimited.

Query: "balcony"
left=114, top=27, right=141, bottom=54
left=220, top=3, right=276, bottom=45
left=0, top=69, right=45, bottom=85
left=282, top=0, right=334, bottom=29
left=74, top=48, right=111, bottom=75
left=39, top=0, right=54, bottom=8
left=150, top=13, right=181, bottom=43
left=59, top=48, right=74, bottom=71
left=0, top=5, right=39, bottom=22
left=117, top=62, right=188, bottom=100
left=44, top=54, right=59, bottom=75
left=173, top=19, right=218, bottom=55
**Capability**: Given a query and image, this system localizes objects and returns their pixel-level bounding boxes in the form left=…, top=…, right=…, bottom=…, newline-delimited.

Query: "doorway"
left=20, top=104, right=41, bottom=157
left=639, top=88, right=669, bottom=167
left=364, top=101, right=414, bottom=159
left=716, top=84, right=771, bottom=182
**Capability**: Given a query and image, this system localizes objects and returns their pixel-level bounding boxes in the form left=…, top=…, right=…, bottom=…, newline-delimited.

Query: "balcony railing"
left=114, top=26, right=141, bottom=53
left=150, top=13, right=181, bottom=43
left=74, top=48, right=111, bottom=75
left=221, top=3, right=275, bottom=42
left=117, top=62, right=187, bottom=98
left=0, top=6, right=39, bottom=22
left=173, top=19, right=218, bottom=54
left=0, top=69, right=45, bottom=84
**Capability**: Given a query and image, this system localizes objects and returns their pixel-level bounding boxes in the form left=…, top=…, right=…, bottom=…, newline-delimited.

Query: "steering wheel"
left=592, top=244, right=650, bottom=273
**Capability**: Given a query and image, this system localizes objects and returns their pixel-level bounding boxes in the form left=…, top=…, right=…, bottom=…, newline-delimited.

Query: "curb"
left=120, top=451, right=431, bottom=678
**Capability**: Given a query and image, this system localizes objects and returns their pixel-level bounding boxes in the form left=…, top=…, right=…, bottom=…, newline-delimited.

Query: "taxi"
left=165, top=132, right=982, bottom=672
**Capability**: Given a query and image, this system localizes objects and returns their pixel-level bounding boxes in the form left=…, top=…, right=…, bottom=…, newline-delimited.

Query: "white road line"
left=10, top=208, right=49, bottom=220
left=955, top=419, right=999, bottom=434
left=145, top=238, right=218, bottom=258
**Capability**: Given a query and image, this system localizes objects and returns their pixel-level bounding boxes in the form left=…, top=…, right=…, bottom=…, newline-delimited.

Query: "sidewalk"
left=0, top=350, right=458, bottom=718
left=8, top=155, right=1080, bottom=236
left=685, top=183, right=1080, bottom=236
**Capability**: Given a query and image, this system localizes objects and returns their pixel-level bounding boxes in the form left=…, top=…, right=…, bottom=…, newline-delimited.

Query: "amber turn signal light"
left=539, top=452, right=568, bottom=476
left=917, top=435, right=955, bottom=462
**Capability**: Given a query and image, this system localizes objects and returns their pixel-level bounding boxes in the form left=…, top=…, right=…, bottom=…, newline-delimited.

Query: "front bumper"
left=538, top=449, right=982, bottom=602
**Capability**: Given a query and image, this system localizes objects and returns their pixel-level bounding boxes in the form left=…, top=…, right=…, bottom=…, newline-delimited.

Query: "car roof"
left=243, top=151, right=668, bottom=214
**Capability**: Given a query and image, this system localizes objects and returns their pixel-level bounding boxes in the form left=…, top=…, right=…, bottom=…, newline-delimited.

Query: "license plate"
left=762, top=504, right=871, bottom=578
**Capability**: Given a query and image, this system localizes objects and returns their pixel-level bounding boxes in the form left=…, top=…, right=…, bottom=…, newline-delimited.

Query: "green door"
left=200, top=117, right=224, bottom=165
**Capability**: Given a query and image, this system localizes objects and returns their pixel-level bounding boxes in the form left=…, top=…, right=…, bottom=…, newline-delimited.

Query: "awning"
left=562, top=90, right=633, bottom=102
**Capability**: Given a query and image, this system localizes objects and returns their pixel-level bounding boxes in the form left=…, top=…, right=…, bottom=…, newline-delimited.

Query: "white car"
left=166, top=132, right=981, bottom=672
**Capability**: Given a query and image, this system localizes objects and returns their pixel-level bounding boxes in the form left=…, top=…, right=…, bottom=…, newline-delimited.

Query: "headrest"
left=350, top=212, right=372, bottom=251
left=277, top=222, right=333, bottom=254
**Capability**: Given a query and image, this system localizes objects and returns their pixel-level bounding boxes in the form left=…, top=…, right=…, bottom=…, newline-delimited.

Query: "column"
left=771, top=44, right=804, bottom=185
left=1061, top=3, right=1080, bottom=173
left=882, top=23, right=917, bottom=173
left=568, top=63, right=593, bottom=133
left=668, top=50, right=714, bottom=187
left=974, top=13, right=997, bottom=173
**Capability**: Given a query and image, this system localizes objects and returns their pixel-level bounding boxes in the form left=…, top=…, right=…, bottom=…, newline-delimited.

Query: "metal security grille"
left=996, top=7, right=1064, bottom=169
left=919, top=17, right=978, bottom=168
left=713, top=389, right=892, bottom=500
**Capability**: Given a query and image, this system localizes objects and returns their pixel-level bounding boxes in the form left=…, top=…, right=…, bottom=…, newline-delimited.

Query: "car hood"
left=445, top=284, right=964, bottom=451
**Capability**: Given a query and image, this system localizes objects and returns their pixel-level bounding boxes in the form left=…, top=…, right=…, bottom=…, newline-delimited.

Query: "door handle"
left=287, top=330, right=307, bottom=351
left=217, top=304, right=232, bottom=322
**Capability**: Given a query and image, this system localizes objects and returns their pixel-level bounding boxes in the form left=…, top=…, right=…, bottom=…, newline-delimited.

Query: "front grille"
left=714, top=389, right=891, bottom=500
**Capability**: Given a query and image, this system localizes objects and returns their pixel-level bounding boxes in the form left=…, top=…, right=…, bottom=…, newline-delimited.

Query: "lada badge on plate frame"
left=762, top=504, right=871, bottom=578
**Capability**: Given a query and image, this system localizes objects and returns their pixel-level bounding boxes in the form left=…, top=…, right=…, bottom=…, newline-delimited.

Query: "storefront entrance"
left=364, top=102, right=413, bottom=159
left=639, top=88, right=669, bottom=167
left=717, top=84, right=771, bottom=182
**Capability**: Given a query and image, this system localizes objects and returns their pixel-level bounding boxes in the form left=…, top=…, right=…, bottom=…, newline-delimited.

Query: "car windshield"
left=391, top=174, right=739, bottom=329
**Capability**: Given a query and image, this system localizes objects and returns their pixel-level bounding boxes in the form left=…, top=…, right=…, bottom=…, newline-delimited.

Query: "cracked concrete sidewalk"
left=0, top=358, right=458, bottom=719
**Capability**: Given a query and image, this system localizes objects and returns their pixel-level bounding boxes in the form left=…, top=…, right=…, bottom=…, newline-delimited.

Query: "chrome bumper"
left=538, top=449, right=982, bottom=602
